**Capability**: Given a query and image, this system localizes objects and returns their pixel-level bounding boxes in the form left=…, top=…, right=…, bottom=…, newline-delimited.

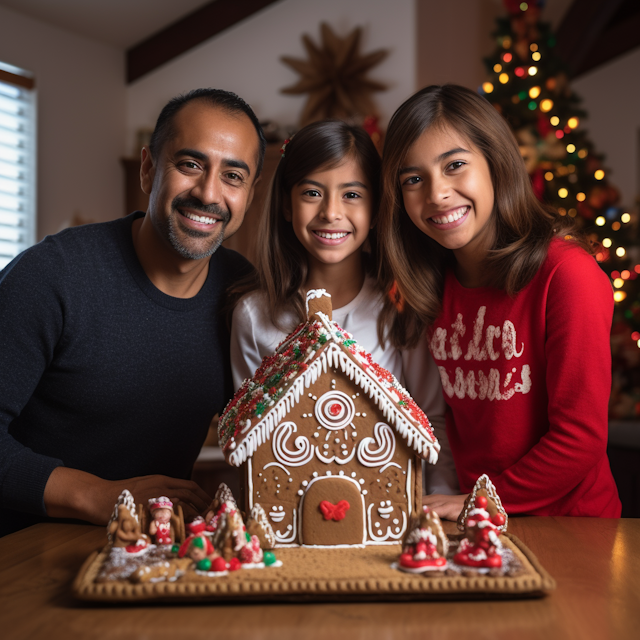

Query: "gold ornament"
left=281, top=23, right=388, bottom=127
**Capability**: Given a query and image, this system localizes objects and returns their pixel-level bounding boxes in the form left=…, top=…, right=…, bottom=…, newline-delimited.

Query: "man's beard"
left=165, top=196, right=231, bottom=260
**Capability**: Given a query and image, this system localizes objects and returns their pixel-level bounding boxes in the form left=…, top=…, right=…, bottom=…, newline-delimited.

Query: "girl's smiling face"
left=399, top=123, right=495, bottom=266
left=286, top=156, right=373, bottom=269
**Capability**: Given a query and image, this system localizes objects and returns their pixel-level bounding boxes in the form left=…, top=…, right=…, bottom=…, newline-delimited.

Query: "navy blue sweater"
left=0, top=212, right=250, bottom=535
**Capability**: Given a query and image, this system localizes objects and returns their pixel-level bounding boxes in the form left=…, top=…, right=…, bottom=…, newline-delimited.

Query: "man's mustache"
left=172, top=196, right=230, bottom=223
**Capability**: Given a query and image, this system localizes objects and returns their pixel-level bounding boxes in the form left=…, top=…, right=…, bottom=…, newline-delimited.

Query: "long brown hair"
left=377, top=84, right=588, bottom=349
left=228, top=119, right=381, bottom=330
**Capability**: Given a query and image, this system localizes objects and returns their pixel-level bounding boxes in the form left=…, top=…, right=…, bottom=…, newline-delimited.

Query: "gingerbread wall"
left=246, top=363, right=418, bottom=546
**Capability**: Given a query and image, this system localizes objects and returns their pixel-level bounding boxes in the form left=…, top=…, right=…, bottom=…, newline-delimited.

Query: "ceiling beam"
left=126, top=0, right=283, bottom=83
left=555, top=0, right=624, bottom=75
left=555, top=0, right=640, bottom=77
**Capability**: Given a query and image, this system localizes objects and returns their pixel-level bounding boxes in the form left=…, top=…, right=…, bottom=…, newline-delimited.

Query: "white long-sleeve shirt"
left=230, top=278, right=458, bottom=494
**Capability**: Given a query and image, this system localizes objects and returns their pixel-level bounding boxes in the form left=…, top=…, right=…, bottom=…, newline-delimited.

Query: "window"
left=0, top=62, right=36, bottom=270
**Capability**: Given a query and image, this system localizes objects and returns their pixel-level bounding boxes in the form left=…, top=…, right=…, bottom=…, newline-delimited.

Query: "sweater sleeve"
left=230, top=296, right=267, bottom=392
left=491, top=252, right=614, bottom=513
left=0, top=251, right=65, bottom=515
left=401, top=335, right=458, bottom=495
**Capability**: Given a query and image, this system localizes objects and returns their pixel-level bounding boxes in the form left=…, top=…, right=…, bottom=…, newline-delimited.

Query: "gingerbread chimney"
left=306, top=289, right=332, bottom=321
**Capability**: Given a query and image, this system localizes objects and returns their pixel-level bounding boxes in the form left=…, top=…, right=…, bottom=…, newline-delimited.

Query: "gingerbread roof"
left=218, top=303, right=439, bottom=467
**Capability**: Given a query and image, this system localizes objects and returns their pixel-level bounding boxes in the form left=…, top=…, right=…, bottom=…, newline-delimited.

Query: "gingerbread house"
left=218, top=290, right=440, bottom=547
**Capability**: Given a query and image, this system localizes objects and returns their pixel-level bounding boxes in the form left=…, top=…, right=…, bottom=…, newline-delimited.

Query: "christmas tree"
left=479, top=0, right=640, bottom=417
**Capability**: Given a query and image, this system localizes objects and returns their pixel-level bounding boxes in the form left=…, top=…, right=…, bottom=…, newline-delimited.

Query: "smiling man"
left=0, top=89, right=265, bottom=536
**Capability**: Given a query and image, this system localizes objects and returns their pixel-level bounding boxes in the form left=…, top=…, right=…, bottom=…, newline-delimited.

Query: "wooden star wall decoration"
left=281, top=22, right=389, bottom=127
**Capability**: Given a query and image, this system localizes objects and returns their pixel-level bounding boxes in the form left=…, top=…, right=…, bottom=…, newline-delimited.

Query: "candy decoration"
left=197, top=558, right=212, bottom=572
left=212, top=557, right=227, bottom=573
left=319, top=500, right=350, bottom=522
left=228, top=557, right=242, bottom=571
left=263, top=551, right=277, bottom=566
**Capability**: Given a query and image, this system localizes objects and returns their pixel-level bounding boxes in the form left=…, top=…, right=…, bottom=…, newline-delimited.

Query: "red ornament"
left=228, top=557, right=242, bottom=571
left=319, top=500, right=350, bottom=521
left=212, top=557, right=227, bottom=572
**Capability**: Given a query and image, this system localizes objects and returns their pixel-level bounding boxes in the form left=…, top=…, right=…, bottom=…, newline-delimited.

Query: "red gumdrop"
left=228, top=557, right=242, bottom=571
left=492, top=513, right=506, bottom=526
left=329, top=403, right=341, bottom=416
left=475, top=495, right=488, bottom=509
left=212, top=557, right=227, bottom=572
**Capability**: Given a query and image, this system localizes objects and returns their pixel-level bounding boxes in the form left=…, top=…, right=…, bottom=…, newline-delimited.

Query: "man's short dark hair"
left=149, top=88, right=267, bottom=178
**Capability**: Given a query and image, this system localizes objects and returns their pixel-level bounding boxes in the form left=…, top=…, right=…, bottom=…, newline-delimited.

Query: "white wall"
left=126, top=0, right=416, bottom=155
left=0, top=5, right=126, bottom=240
left=573, top=48, right=640, bottom=209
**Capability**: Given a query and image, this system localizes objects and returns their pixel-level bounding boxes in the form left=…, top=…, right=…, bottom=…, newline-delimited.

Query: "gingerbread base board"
left=72, top=533, right=555, bottom=603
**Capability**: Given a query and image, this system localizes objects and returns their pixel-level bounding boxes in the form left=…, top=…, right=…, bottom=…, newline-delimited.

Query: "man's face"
left=142, top=101, right=260, bottom=260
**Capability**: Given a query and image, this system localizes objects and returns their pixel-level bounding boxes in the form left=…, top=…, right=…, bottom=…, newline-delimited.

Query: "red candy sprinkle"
left=329, top=403, right=341, bottom=416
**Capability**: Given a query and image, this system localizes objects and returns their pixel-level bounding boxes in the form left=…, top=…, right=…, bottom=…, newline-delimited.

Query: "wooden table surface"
left=0, top=517, right=638, bottom=640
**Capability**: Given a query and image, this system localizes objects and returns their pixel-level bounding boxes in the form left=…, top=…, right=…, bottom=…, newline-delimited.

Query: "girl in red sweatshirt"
left=378, top=84, right=621, bottom=519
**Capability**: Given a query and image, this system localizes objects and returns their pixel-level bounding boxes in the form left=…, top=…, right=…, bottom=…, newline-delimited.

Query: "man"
left=0, top=89, right=265, bottom=536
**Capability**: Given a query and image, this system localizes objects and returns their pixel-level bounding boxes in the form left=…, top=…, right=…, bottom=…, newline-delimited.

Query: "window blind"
left=0, top=68, right=36, bottom=270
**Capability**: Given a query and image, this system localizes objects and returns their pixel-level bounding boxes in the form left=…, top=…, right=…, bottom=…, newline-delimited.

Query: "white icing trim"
left=274, top=509, right=297, bottom=544
left=314, top=445, right=356, bottom=465
left=272, top=421, right=314, bottom=467
left=305, top=288, right=330, bottom=315
left=263, top=462, right=291, bottom=475
left=407, top=459, right=412, bottom=517
left=228, top=340, right=439, bottom=467
left=298, top=475, right=366, bottom=546
left=379, top=462, right=402, bottom=473
left=357, top=422, right=396, bottom=467
left=314, top=390, right=355, bottom=430
left=248, top=458, right=253, bottom=510
left=367, top=503, right=407, bottom=542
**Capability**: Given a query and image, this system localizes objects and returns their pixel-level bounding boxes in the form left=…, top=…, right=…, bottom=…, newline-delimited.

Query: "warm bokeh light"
left=529, top=86, right=541, bottom=98
left=595, top=217, right=605, bottom=226
left=499, top=73, right=509, bottom=84
left=482, top=82, right=494, bottom=93
left=614, top=291, right=627, bottom=302
left=594, top=169, right=605, bottom=180
left=503, top=52, right=512, bottom=62
left=493, top=64, right=502, bottom=73
left=612, top=271, right=621, bottom=279
left=503, top=38, right=512, bottom=49
left=568, top=208, right=577, bottom=217
left=635, top=265, right=640, bottom=274
left=578, top=149, right=588, bottom=158
left=555, top=130, right=564, bottom=139
left=612, top=221, right=621, bottom=231
left=549, top=114, right=559, bottom=125
left=622, top=213, right=631, bottom=223
left=530, top=43, right=538, bottom=52
left=616, top=247, right=626, bottom=257
left=532, top=51, right=541, bottom=61
left=566, top=143, right=576, bottom=153
left=603, top=238, right=612, bottom=248
left=576, top=192, right=586, bottom=202
left=528, top=66, right=538, bottom=76
left=622, top=270, right=631, bottom=279
left=545, top=171, right=554, bottom=181
left=568, top=117, right=579, bottom=128
left=558, top=188, right=568, bottom=198
left=613, top=278, right=624, bottom=288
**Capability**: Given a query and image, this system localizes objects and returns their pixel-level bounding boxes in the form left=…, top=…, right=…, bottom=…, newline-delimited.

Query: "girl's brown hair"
left=228, top=119, right=381, bottom=330
left=377, top=84, right=588, bottom=349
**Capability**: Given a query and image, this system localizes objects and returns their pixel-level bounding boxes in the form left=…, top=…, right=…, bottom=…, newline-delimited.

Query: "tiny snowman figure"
left=148, top=497, right=174, bottom=546
left=398, top=506, right=448, bottom=573
left=453, top=495, right=506, bottom=568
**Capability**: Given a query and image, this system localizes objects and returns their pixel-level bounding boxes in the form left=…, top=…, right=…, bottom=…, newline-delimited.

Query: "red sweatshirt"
left=429, top=240, right=621, bottom=517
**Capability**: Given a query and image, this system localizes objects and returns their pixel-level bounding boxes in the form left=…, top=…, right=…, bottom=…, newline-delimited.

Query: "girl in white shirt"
left=228, top=120, right=456, bottom=494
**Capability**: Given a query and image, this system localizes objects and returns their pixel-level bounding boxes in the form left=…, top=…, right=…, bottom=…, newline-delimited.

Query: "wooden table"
left=0, top=517, right=638, bottom=640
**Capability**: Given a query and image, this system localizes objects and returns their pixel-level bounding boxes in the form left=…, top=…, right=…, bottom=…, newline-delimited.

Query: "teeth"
left=316, top=231, right=348, bottom=239
left=431, top=206, right=468, bottom=225
left=183, top=211, right=217, bottom=225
